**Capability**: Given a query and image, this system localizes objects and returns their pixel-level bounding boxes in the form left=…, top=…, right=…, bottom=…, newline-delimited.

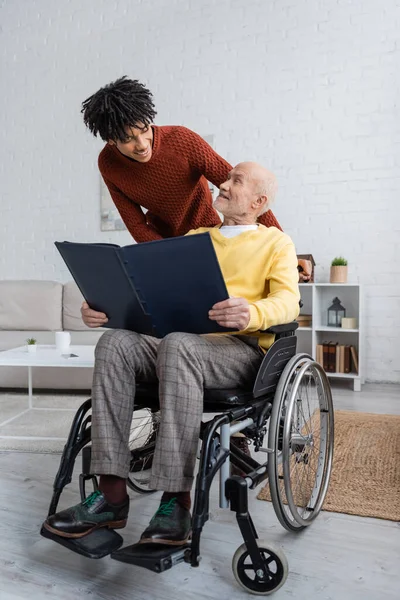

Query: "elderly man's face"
left=214, top=164, right=260, bottom=218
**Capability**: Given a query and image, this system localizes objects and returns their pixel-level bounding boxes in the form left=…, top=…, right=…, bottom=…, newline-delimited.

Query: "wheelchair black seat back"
left=41, top=323, right=334, bottom=596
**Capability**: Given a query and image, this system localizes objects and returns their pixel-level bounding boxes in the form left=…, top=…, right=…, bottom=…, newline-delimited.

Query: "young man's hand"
left=209, top=297, right=250, bottom=330
left=81, top=302, right=108, bottom=328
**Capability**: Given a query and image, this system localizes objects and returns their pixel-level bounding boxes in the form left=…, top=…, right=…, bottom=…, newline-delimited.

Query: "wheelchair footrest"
left=40, top=526, right=124, bottom=559
left=111, top=541, right=191, bottom=573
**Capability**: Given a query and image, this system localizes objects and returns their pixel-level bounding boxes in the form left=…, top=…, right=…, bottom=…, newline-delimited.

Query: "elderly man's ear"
left=254, top=195, right=268, bottom=212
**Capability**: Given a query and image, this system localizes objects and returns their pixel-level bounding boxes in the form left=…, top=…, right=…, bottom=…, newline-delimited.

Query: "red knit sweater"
left=99, top=125, right=282, bottom=243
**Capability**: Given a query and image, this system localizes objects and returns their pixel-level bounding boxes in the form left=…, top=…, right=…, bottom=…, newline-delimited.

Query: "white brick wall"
left=1, top=0, right=399, bottom=382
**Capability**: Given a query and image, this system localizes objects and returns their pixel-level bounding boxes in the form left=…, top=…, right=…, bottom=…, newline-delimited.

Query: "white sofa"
left=0, top=280, right=104, bottom=389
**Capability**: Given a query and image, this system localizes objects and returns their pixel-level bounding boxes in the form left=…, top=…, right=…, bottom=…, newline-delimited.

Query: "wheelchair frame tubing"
left=79, top=446, right=99, bottom=502
left=47, top=398, right=92, bottom=517
left=190, top=403, right=263, bottom=567
left=190, top=413, right=230, bottom=566
left=225, top=476, right=269, bottom=578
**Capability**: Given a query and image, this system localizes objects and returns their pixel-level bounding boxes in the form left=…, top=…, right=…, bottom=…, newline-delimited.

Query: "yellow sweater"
left=188, top=225, right=300, bottom=351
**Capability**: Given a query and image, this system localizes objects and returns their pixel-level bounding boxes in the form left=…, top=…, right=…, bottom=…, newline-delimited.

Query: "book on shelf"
left=339, top=345, right=345, bottom=373
left=335, top=344, right=340, bottom=373
left=296, top=314, right=312, bottom=327
left=350, top=346, right=359, bottom=373
left=328, top=342, right=336, bottom=372
left=322, top=343, right=330, bottom=371
left=316, top=344, right=324, bottom=367
left=344, top=345, right=351, bottom=373
left=319, top=343, right=358, bottom=375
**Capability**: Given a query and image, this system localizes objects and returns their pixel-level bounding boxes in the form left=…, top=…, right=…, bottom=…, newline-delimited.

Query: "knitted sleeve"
left=258, top=210, right=283, bottom=231
left=180, top=127, right=232, bottom=187
left=245, top=241, right=300, bottom=332
left=102, top=176, right=163, bottom=243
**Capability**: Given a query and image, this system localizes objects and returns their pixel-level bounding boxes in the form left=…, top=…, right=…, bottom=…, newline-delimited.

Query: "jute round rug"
left=257, top=411, right=400, bottom=522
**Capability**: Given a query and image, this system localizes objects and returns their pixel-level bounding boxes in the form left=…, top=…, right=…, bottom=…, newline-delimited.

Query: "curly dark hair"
left=81, top=76, right=157, bottom=142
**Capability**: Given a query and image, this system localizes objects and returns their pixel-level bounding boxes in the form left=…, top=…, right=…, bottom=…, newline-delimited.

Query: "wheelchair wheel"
left=232, top=540, right=288, bottom=595
left=268, top=354, right=334, bottom=532
left=127, top=408, right=159, bottom=494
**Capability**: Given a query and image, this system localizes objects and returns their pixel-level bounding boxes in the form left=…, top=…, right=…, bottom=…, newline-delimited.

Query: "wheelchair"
left=41, top=322, right=334, bottom=595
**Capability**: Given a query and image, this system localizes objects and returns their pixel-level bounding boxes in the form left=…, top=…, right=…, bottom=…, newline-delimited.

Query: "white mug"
left=55, top=331, right=71, bottom=351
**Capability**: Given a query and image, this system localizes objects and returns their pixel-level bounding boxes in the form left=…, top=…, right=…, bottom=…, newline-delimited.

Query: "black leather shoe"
left=139, top=497, right=191, bottom=545
left=43, top=490, right=129, bottom=539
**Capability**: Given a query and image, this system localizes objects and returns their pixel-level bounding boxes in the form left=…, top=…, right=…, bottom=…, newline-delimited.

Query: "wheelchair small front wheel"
left=232, top=540, right=288, bottom=595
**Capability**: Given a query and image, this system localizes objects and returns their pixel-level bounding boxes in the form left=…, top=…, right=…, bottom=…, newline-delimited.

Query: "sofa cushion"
left=63, top=281, right=91, bottom=331
left=0, top=281, right=62, bottom=331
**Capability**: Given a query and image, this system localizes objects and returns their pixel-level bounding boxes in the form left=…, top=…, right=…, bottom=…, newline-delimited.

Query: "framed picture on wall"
left=99, top=134, right=216, bottom=231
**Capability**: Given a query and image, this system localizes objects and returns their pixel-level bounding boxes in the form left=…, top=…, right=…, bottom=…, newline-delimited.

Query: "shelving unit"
left=297, top=283, right=363, bottom=391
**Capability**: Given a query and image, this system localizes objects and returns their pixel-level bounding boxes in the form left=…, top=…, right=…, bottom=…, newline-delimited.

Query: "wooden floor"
left=0, top=383, right=399, bottom=600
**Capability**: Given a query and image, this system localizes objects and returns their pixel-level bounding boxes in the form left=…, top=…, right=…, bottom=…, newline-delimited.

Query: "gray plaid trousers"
left=90, top=330, right=263, bottom=492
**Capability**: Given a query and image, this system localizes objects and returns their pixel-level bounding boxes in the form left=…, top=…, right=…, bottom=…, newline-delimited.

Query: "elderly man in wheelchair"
left=41, top=162, right=334, bottom=595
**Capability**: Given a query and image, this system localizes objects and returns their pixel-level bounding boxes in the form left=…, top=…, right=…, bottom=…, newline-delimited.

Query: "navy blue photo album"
left=55, top=233, right=230, bottom=338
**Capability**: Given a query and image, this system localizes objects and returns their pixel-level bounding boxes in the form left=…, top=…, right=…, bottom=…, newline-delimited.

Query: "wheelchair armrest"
left=261, top=322, right=299, bottom=335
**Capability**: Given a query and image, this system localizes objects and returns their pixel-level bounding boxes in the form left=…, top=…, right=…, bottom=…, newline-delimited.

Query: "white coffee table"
left=0, top=345, right=95, bottom=408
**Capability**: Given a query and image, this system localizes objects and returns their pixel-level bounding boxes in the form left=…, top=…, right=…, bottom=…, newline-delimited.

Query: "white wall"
left=1, top=0, right=399, bottom=382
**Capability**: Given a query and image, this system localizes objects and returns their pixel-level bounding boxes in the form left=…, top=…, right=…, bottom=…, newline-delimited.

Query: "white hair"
left=256, top=173, right=278, bottom=216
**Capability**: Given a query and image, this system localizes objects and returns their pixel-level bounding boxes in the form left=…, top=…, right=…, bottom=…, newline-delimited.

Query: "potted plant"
left=26, top=337, right=37, bottom=354
left=330, top=257, right=348, bottom=283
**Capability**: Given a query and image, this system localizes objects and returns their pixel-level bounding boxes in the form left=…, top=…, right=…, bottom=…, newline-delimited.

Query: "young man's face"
left=109, top=123, right=154, bottom=162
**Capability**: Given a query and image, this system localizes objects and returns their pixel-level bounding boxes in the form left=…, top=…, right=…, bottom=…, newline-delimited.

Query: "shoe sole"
left=42, top=519, right=127, bottom=539
left=139, top=532, right=191, bottom=546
